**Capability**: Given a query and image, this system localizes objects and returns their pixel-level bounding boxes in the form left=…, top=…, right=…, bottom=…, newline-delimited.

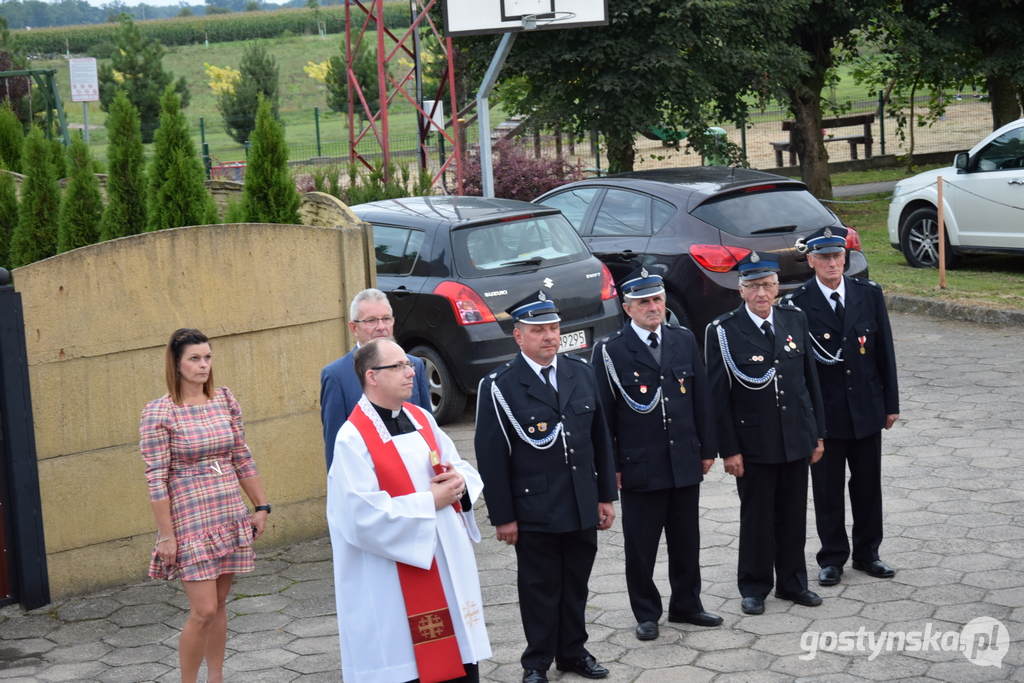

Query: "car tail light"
left=599, top=263, right=617, bottom=301
left=845, top=226, right=862, bottom=251
left=690, top=245, right=751, bottom=272
left=433, top=281, right=497, bottom=325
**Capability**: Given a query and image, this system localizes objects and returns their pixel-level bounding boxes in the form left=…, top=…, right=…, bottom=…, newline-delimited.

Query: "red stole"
left=349, top=402, right=466, bottom=683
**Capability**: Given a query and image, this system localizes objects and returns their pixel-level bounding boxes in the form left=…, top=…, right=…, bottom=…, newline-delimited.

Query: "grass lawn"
left=832, top=187, right=1024, bottom=312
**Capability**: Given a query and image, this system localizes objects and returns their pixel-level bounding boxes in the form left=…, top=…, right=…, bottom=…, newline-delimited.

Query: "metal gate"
left=0, top=268, right=49, bottom=610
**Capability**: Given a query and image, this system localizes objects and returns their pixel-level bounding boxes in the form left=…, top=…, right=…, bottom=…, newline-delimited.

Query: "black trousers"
left=735, top=458, right=809, bottom=599
left=621, top=485, right=703, bottom=622
left=515, top=527, right=597, bottom=670
left=812, top=432, right=884, bottom=567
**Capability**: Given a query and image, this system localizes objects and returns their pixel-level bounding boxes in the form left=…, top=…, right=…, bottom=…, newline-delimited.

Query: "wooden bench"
left=770, top=114, right=875, bottom=166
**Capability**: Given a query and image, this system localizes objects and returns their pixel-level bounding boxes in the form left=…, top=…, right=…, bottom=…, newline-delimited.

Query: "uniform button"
left=569, top=449, right=575, bottom=454
left=846, top=370, right=852, bottom=375
left=777, top=375, right=783, bottom=380
left=782, top=406, right=787, bottom=411
left=525, top=488, right=530, bottom=493
left=779, top=391, right=785, bottom=395
left=561, top=415, right=566, bottom=419
left=665, top=397, right=670, bottom=402
left=660, top=375, right=665, bottom=380
left=667, top=418, right=673, bottom=424
left=740, top=419, right=745, bottom=424
left=669, top=440, right=674, bottom=445
left=849, top=387, right=854, bottom=391
left=565, top=432, right=571, bottom=437
left=774, top=360, right=780, bottom=365
left=572, top=466, right=577, bottom=471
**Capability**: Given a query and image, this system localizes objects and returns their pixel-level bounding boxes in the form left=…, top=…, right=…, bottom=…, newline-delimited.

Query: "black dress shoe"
left=852, top=559, right=895, bottom=578
left=522, top=669, right=548, bottom=683
left=555, top=655, right=609, bottom=679
left=819, top=565, right=843, bottom=586
left=667, top=611, right=724, bottom=627
left=741, top=597, right=765, bottom=614
left=635, top=620, right=659, bottom=640
left=775, top=589, right=823, bottom=606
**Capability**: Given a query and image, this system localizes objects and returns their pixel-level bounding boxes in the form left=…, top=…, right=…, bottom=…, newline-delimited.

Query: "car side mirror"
left=954, top=152, right=969, bottom=171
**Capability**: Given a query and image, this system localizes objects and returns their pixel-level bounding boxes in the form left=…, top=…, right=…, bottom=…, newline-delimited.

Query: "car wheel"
left=409, top=345, right=466, bottom=425
left=664, top=293, right=694, bottom=330
left=900, top=207, right=961, bottom=269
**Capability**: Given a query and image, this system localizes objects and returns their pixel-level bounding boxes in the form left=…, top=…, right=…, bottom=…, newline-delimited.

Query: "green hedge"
left=13, top=3, right=413, bottom=54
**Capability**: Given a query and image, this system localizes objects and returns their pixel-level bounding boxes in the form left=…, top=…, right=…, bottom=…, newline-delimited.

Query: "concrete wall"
left=12, top=208, right=375, bottom=598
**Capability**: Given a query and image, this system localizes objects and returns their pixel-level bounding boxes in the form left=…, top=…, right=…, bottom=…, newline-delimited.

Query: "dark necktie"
left=831, top=291, right=845, bottom=324
left=761, top=320, right=775, bottom=347
left=540, top=365, right=558, bottom=405
left=648, top=332, right=659, bottom=349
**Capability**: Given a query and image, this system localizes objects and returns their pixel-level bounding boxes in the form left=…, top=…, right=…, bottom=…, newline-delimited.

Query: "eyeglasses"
left=353, top=316, right=395, bottom=327
left=740, top=282, right=779, bottom=292
left=372, top=361, right=416, bottom=372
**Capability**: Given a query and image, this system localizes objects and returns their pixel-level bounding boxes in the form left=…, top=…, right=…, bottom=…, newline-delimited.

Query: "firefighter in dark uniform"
left=475, top=291, right=617, bottom=683
left=593, top=268, right=721, bottom=641
left=782, top=226, right=900, bottom=587
left=704, top=252, right=826, bottom=615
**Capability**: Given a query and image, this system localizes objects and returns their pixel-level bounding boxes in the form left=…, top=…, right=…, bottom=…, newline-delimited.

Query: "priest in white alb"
left=327, top=338, right=491, bottom=683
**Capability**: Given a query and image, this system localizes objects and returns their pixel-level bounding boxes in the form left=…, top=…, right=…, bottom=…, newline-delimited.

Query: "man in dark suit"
left=704, top=252, right=826, bottom=615
left=593, top=268, right=721, bottom=641
left=320, top=288, right=432, bottom=470
left=783, top=226, right=900, bottom=586
left=475, top=291, right=617, bottom=683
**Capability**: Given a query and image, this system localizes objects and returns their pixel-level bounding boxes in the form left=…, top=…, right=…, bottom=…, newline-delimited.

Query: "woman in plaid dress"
left=141, top=328, right=270, bottom=683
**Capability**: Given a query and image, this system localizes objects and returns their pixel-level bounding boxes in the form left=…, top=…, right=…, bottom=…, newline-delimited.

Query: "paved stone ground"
left=1, top=312, right=1022, bottom=682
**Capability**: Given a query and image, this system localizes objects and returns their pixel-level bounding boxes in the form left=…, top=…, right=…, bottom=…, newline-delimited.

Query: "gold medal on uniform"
left=858, top=335, right=867, bottom=354
left=538, top=422, right=548, bottom=432
left=679, top=378, right=686, bottom=394
left=786, top=334, right=796, bottom=350
left=640, top=385, right=648, bottom=394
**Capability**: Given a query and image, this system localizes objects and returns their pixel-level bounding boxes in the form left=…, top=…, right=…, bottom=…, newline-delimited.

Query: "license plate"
left=559, top=330, right=588, bottom=353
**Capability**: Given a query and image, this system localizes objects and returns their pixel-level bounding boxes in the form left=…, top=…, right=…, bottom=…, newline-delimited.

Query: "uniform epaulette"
left=776, top=301, right=802, bottom=313
left=712, top=309, right=736, bottom=326
left=565, top=353, right=589, bottom=364
left=487, top=362, right=514, bottom=381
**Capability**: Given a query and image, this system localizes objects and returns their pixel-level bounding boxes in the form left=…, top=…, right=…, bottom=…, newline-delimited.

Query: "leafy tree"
left=244, top=0, right=261, bottom=10
left=9, top=127, right=60, bottom=267
left=0, top=103, right=22, bottom=173
left=0, top=16, right=32, bottom=127
left=147, top=86, right=216, bottom=231
left=98, top=14, right=190, bottom=144
left=242, top=93, right=300, bottom=224
left=0, top=162, right=17, bottom=268
left=463, top=0, right=803, bottom=174
left=100, top=90, right=148, bottom=240
left=314, top=38, right=379, bottom=116
left=176, top=6, right=194, bottom=17
left=888, top=0, right=1024, bottom=130
left=218, top=42, right=280, bottom=144
left=204, top=4, right=231, bottom=14
left=56, top=133, right=103, bottom=253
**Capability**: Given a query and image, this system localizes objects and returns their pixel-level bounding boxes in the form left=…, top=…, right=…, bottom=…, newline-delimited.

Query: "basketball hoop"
left=521, top=11, right=577, bottom=30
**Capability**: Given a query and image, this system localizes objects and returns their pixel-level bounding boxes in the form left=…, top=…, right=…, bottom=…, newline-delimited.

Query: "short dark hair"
left=165, top=328, right=214, bottom=404
left=353, top=339, right=385, bottom=390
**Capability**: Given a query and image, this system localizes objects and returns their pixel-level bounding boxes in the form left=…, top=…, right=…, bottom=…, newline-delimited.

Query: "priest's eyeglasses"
left=372, top=361, right=416, bottom=372
left=353, top=316, right=395, bottom=327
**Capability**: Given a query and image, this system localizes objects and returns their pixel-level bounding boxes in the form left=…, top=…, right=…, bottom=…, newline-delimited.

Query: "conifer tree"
left=219, top=42, right=280, bottom=145
left=98, top=14, right=190, bottom=144
left=0, top=162, right=17, bottom=268
left=57, top=134, right=103, bottom=253
left=242, top=93, right=300, bottom=224
left=148, top=86, right=217, bottom=231
left=100, top=91, right=148, bottom=240
left=0, top=104, right=22, bottom=173
left=9, top=127, right=60, bottom=266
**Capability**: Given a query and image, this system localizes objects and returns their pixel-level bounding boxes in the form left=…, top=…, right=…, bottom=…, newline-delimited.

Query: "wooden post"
left=937, top=176, right=946, bottom=289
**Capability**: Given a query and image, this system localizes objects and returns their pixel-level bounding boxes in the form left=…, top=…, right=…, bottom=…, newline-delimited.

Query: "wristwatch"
left=254, top=504, right=272, bottom=514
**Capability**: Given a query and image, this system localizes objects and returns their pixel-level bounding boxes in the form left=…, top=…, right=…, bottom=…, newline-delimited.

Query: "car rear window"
left=451, top=214, right=591, bottom=278
left=691, top=187, right=836, bottom=237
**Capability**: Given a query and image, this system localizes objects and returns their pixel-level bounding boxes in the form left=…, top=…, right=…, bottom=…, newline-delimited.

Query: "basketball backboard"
left=443, top=0, right=608, bottom=36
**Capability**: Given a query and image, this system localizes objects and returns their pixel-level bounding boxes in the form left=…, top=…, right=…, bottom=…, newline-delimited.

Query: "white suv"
left=888, top=118, right=1024, bottom=268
